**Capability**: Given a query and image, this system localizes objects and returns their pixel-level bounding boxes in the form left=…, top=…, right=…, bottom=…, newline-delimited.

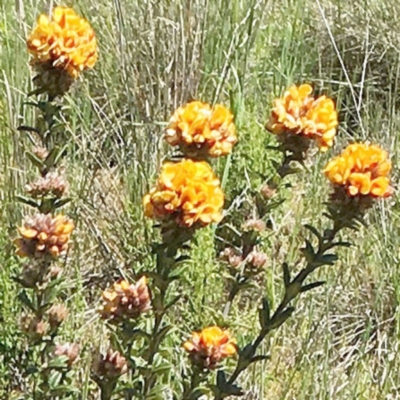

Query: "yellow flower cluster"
left=324, top=143, right=393, bottom=198
left=100, top=277, right=151, bottom=321
left=266, top=84, right=338, bottom=151
left=143, top=159, right=224, bottom=228
left=14, top=214, right=74, bottom=258
left=27, top=6, right=97, bottom=78
left=183, top=326, right=237, bottom=369
left=165, top=101, right=237, bottom=157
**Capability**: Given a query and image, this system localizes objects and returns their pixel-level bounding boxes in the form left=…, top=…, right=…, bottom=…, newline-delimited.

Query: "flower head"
left=183, top=326, right=237, bottom=369
left=21, top=315, right=49, bottom=341
left=266, top=84, right=338, bottom=153
left=25, top=171, right=69, bottom=199
left=54, top=343, right=80, bottom=367
left=143, top=159, right=224, bottom=228
left=27, top=7, right=97, bottom=78
left=92, top=349, right=128, bottom=379
left=324, top=143, right=393, bottom=198
left=14, top=214, right=74, bottom=259
left=165, top=101, right=237, bottom=157
left=100, top=277, right=151, bottom=321
left=47, top=304, right=68, bottom=329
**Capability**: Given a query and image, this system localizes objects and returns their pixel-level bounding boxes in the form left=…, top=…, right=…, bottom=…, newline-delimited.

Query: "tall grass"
left=1, top=0, right=400, bottom=398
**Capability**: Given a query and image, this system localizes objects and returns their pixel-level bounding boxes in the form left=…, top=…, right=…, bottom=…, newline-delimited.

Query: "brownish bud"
left=25, top=171, right=69, bottom=199
left=32, top=146, right=49, bottom=161
left=260, top=184, right=276, bottom=199
left=243, top=219, right=266, bottom=232
left=47, top=304, right=68, bottom=328
left=21, top=315, right=48, bottom=340
left=100, top=277, right=151, bottom=321
left=219, top=248, right=243, bottom=268
left=92, top=349, right=128, bottom=379
left=48, top=266, right=62, bottom=280
left=54, top=343, right=80, bottom=367
left=246, top=251, right=268, bottom=269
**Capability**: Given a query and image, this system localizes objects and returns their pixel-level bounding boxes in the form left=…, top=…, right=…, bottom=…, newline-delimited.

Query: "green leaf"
left=215, top=371, right=244, bottom=398
left=15, top=195, right=40, bottom=209
left=332, top=241, right=352, bottom=248
left=270, top=307, right=295, bottom=329
left=251, top=354, right=270, bottom=364
left=17, top=290, right=36, bottom=312
left=155, top=325, right=172, bottom=345
left=282, top=262, right=291, bottom=287
left=302, top=240, right=315, bottom=259
left=17, top=125, right=41, bottom=134
left=258, top=297, right=270, bottom=329
left=53, top=198, right=72, bottom=209
left=300, top=281, right=325, bottom=293
left=49, top=355, right=69, bottom=369
left=26, top=151, right=45, bottom=169
left=164, top=295, right=181, bottom=311
left=48, top=370, right=62, bottom=389
left=216, top=370, right=227, bottom=386
left=304, top=224, right=322, bottom=241
left=319, top=253, right=338, bottom=265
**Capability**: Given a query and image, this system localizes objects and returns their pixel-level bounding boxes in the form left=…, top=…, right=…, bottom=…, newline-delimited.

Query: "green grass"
left=1, top=0, right=400, bottom=398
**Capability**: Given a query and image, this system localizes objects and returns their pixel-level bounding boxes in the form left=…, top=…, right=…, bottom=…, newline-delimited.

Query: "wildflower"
left=183, top=326, right=237, bottom=369
left=14, top=214, right=74, bottom=259
left=32, top=146, right=49, bottom=161
left=165, top=101, right=237, bottom=157
left=260, top=184, right=276, bottom=200
left=92, top=349, right=128, bottom=379
left=25, top=171, right=69, bottom=198
left=26, top=7, right=97, bottom=96
left=246, top=251, right=268, bottom=270
left=243, top=219, right=266, bottom=232
left=324, top=143, right=393, bottom=198
left=21, top=316, right=48, bottom=340
left=54, top=343, right=80, bottom=367
left=47, top=304, right=68, bottom=328
left=143, top=159, right=224, bottom=228
left=266, top=84, right=338, bottom=153
left=100, top=276, right=151, bottom=321
left=220, top=248, right=243, bottom=268
left=27, top=7, right=97, bottom=78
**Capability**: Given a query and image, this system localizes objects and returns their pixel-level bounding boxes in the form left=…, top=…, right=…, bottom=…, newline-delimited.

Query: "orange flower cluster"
left=143, top=159, right=224, bottom=228
left=27, top=7, right=97, bottom=78
left=100, top=277, right=151, bottom=321
left=324, top=143, right=393, bottom=198
left=266, top=84, right=338, bottom=152
left=15, top=214, right=74, bottom=258
left=183, top=326, right=237, bottom=369
left=165, top=101, right=237, bottom=157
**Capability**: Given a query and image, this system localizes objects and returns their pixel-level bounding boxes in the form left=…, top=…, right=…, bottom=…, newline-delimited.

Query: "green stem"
left=223, top=281, right=240, bottom=318
left=215, top=223, right=345, bottom=398
left=183, top=367, right=207, bottom=400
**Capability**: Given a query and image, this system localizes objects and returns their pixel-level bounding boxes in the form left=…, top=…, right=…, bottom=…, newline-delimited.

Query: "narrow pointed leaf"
left=251, top=354, right=270, bottom=364
left=16, top=195, right=40, bottom=209
left=282, top=262, right=291, bottom=287
left=300, top=281, right=325, bottom=293
left=259, top=297, right=270, bottom=329
left=304, top=224, right=322, bottom=241
left=17, top=125, right=40, bottom=134
left=26, top=152, right=45, bottom=169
